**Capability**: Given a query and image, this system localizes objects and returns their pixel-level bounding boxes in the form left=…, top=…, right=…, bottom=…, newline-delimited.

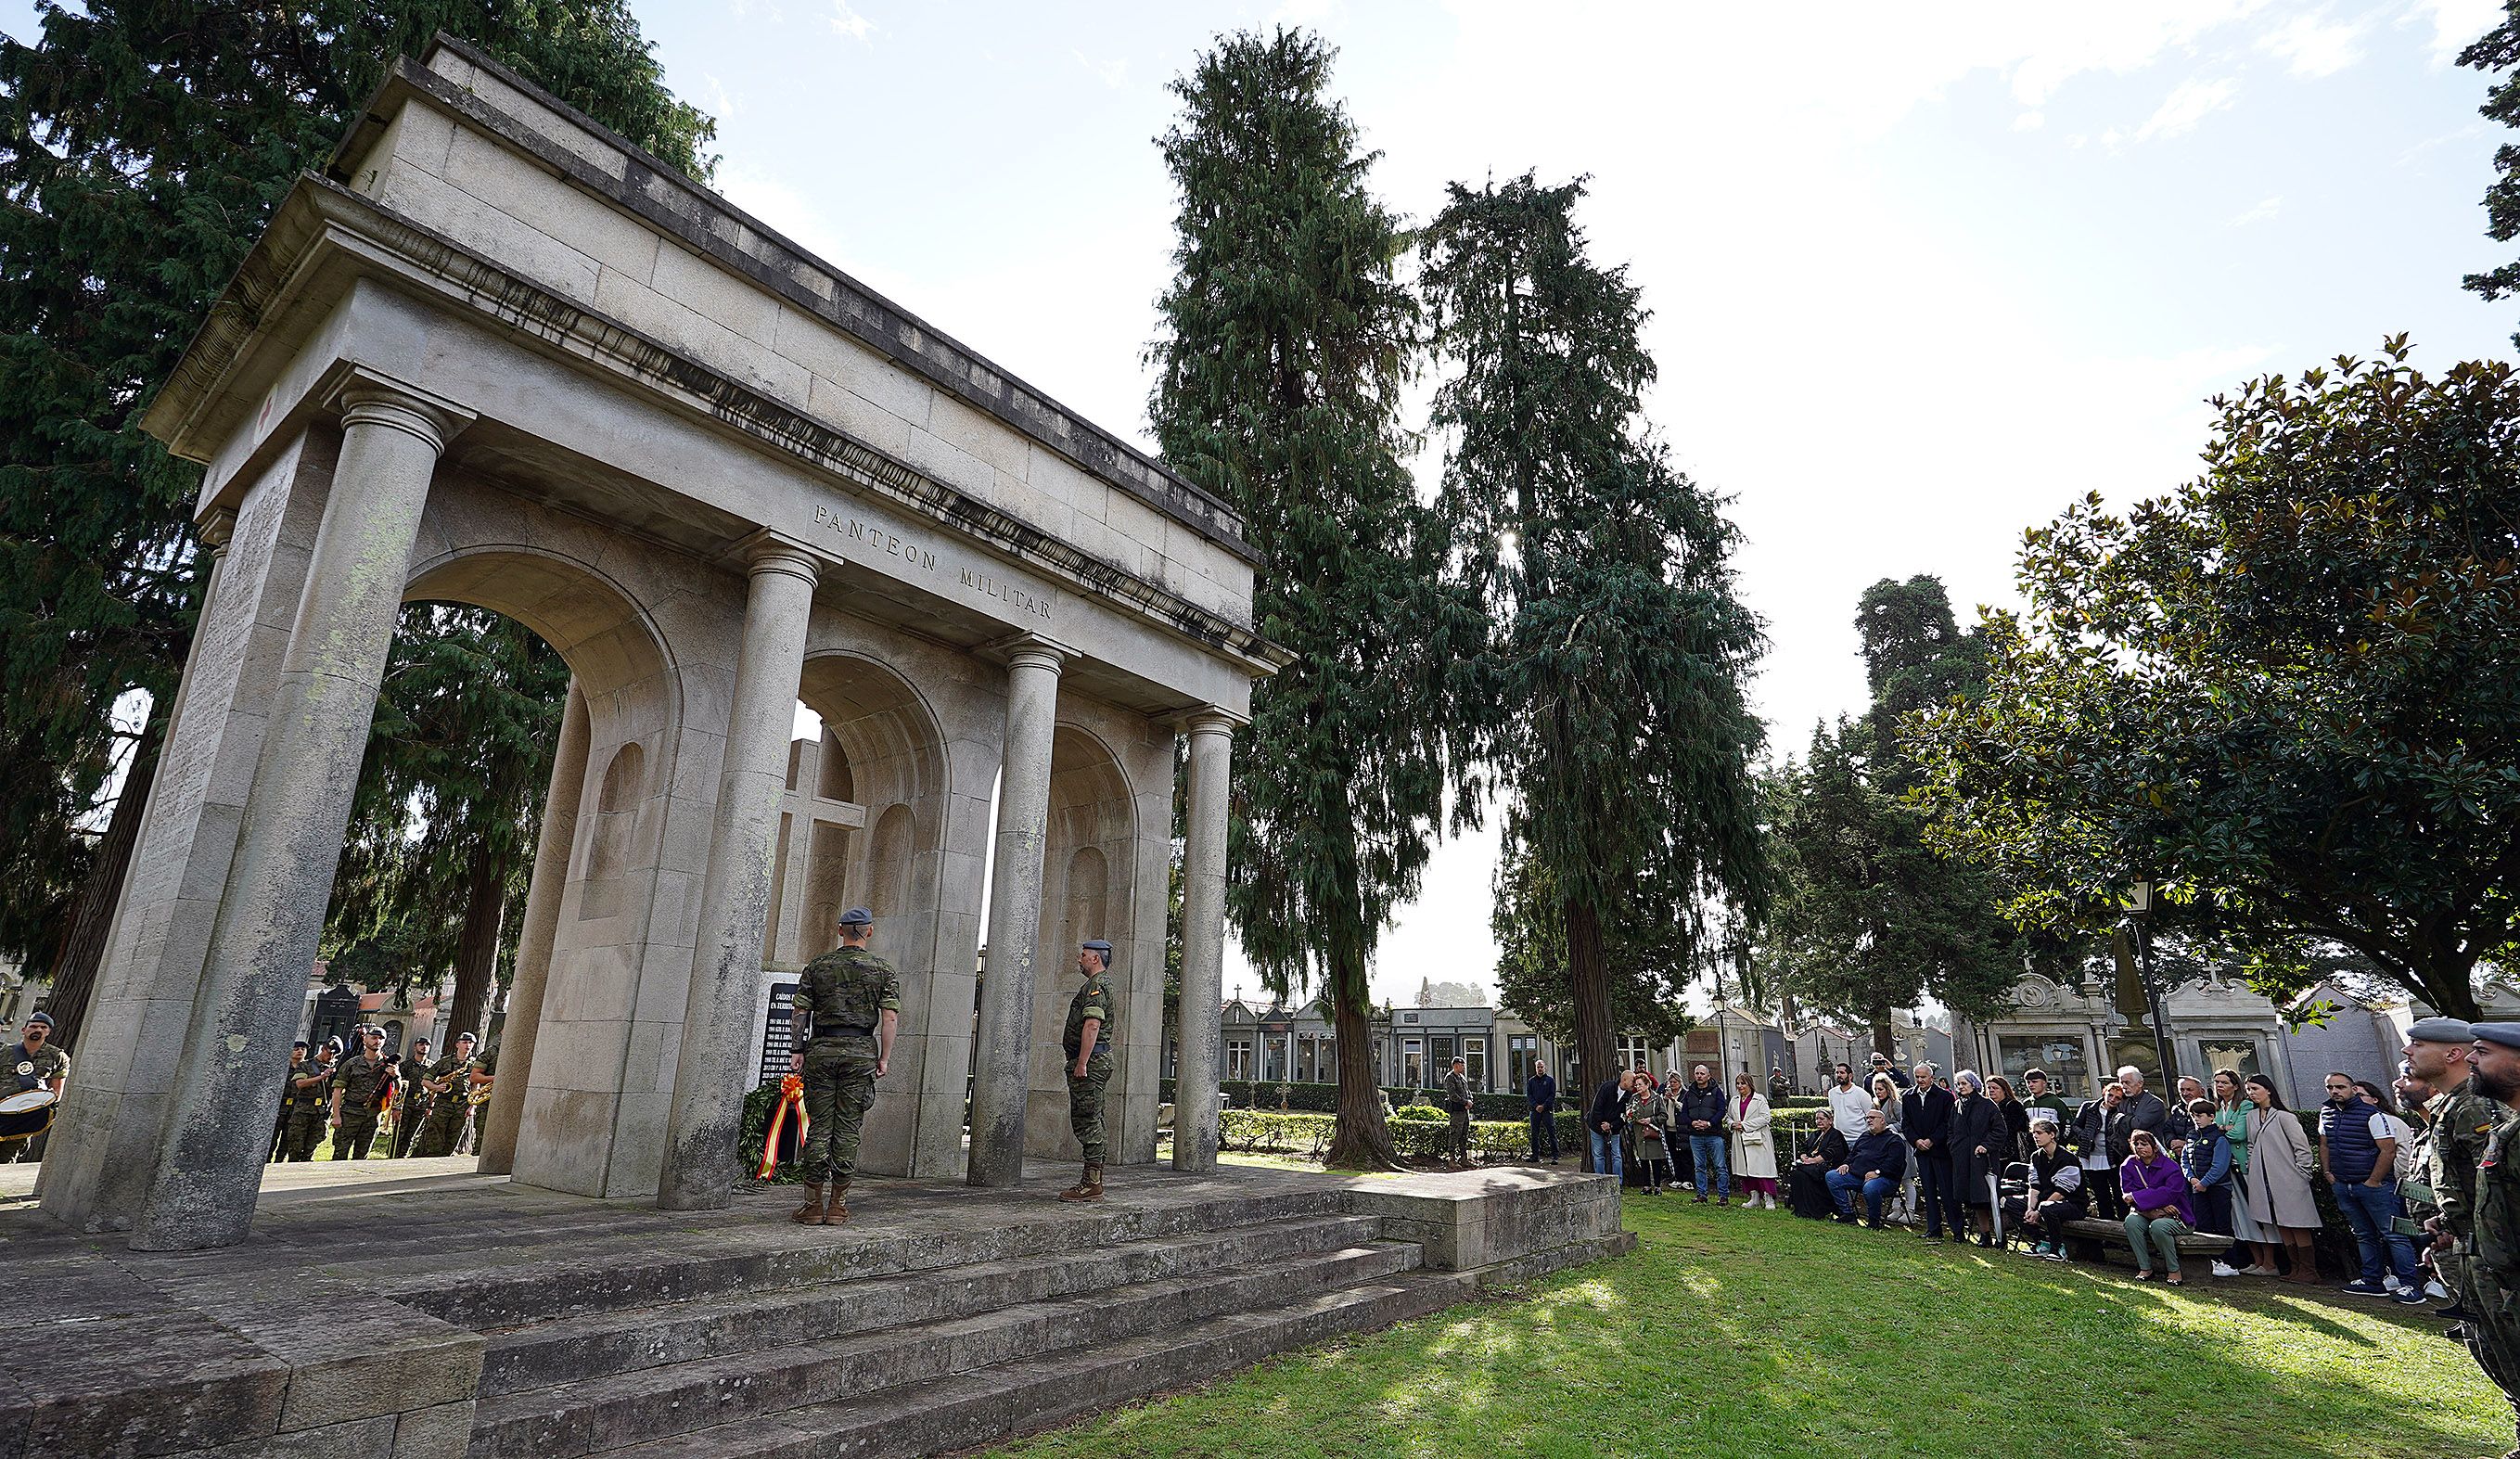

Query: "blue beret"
left=2409, top=1017, right=2475, bottom=1043
left=22, top=1012, right=50, bottom=1029
left=838, top=907, right=874, bottom=928
left=2474, top=1022, right=2520, bottom=1052
left=1082, top=940, right=1113, bottom=954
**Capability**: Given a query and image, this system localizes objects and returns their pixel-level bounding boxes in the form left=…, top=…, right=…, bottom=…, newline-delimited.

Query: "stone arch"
left=577, top=740, right=646, bottom=920
left=1024, top=721, right=1138, bottom=1159
left=789, top=650, right=948, bottom=965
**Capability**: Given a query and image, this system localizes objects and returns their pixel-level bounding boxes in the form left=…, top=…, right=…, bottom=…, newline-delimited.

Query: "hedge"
left=1165, top=1077, right=1559, bottom=1123
left=1220, top=1107, right=1580, bottom=1162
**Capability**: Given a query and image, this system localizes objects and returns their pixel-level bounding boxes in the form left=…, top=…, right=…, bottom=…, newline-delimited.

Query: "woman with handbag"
left=1729, top=1072, right=1779, bottom=1209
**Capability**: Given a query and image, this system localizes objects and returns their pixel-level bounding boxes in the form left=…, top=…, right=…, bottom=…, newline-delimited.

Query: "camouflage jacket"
left=794, top=947, right=902, bottom=1054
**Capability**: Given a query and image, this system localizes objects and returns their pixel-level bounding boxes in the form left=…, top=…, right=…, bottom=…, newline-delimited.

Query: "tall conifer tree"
left=1422, top=174, right=1766, bottom=1117
left=1149, top=29, right=1472, bottom=1167
left=0, top=1, right=713, bottom=1035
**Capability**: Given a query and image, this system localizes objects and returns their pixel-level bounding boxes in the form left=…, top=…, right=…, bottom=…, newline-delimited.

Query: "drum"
left=0, top=1087, right=56, bottom=1144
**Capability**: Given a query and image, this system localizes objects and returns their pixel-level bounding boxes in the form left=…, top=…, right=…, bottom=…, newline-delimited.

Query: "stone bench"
left=2057, top=1215, right=2230, bottom=1279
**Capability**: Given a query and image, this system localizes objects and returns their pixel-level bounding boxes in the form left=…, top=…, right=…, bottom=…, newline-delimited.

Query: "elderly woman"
left=1629, top=1074, right=1673, bottom=1194
left=1788, top=1109, right=1851, bottom=1219
left=1949, top=1069, right=2006, bottom=1248
left=1728, top=1072, right=1780, bottom=1209
left=2121, top=1128, right=2197, bottom=1284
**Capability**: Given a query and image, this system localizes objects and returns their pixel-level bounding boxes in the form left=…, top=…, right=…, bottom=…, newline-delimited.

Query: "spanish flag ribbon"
left=758, top=1073, right=809, bottom=1181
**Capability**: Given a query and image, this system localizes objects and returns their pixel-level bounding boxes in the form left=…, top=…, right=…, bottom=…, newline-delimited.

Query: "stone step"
left=598, top=1271, right=1477, bottom=1459
left=410, top=1184, right=1348, bottom=1331
left=467, top=1241, right=1424, bottom=1458
left=479, top=1212, right=1385, bottom=1397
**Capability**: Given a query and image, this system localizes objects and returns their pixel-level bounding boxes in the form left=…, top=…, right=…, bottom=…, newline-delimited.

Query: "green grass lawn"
left=989, top=1189, right=2508, bottom=1459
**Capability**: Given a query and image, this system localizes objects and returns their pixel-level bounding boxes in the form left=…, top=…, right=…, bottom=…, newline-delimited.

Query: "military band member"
left=0, top=1011, right=67, bottom=1163
left=391, top=1037, right=432, bottom=1158
left=273, top=1040, right=309, bottom=1162
left=414, top=1032, right=480, bottom=1158
left=788, top=907, right=901, bottom=1226
left=285, top=1039, right=339, bottom=1160
left=327, top=1025, right=394, bottom=1161
left=1057, top=939, right=1116, bottom=1204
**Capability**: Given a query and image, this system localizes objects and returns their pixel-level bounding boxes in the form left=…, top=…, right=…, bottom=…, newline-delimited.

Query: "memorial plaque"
left=759, top=980, right=800, bottom=1084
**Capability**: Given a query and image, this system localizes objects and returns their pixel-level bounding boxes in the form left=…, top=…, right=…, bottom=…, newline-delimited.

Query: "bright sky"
left=16, top=0, right=2514, bottom=1008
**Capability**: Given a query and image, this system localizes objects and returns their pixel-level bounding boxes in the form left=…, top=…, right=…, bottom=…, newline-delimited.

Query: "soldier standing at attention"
left=2462, top=1021, right=2520, bottom=1457
left=286, top=1039, right=338, bottom=1160
left=788, top=907, right=901, bottom=1226
left=414, top=1033, right=480, bottom=1158
left=1058, top=939, right=1117, bottom=1203
left=390, top=1037, right=432, bottom=1158
left=273, top=1040, right=309, bottom=1162
left=328, top=1025, right=393, bottom=1161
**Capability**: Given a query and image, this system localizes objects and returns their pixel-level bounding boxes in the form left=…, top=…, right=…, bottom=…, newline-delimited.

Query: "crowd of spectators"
left=1559, top=1052, right=2453, bottom=1303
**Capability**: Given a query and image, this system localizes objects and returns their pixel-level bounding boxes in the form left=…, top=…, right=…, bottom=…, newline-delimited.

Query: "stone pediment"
left=2002, top=971, right=2110, bottom=1017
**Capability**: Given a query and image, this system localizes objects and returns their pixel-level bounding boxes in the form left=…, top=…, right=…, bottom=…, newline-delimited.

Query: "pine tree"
left=1148, top=29, right=1475, bottom=1169
left=326, top=605, right=569, bottom=1042
left=1761, top=577, right=2033, bottom=1053
left=2462, top=4, right=2520, bottom=344
left=1421, top=173, right=1767, bottom=1119
left=0, top=1, right=713, bottom=1036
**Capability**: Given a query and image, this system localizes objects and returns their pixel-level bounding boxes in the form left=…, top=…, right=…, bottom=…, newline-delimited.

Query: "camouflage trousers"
left=800, top=1042, right=877, bottom=1185
left=415, top=1101, right=467, bottom=1158
left=283, top=1107, right=327, bottom=1161
left=329, top=1109, right=380, bottom=1162
left=2465, top=1261, right=2520, bottom=1444
left=1067, top=1053, right=1112, bottom=1163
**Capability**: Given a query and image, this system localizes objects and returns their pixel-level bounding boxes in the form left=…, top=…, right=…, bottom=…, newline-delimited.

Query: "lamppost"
left=2128, top=878, right=2177, bottom=1085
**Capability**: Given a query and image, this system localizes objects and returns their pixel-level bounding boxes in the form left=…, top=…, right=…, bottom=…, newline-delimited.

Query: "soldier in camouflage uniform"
left=2463, top=1021, right=2520, bottom=1458
left=390, top=1038, right=432, bottom=1158
left=1057, top=939, right=1116, bottom=1203
left=327, top=1025, right=393, bottom=1161
left=788, top=906, right=901, bottom=1226
left=285, top=1040, right=338, bottom=1160
left=273, top=1040, right=309, bottom=1162
left=413, top=1032, right=480, bottom=1158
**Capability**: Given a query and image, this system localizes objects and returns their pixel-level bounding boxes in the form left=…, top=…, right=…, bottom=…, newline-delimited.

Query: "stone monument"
left=39, top=33, right=1280, bottom=1248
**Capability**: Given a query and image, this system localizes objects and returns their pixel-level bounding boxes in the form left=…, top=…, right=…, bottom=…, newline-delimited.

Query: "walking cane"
left=1988, top=1170, right=2003, bottom=1247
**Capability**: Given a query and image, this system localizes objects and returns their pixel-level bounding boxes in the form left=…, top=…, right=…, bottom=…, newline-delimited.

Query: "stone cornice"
left=335, top=34, right=1254, bottom=565
left=142, top=176, right=1292, bottom=679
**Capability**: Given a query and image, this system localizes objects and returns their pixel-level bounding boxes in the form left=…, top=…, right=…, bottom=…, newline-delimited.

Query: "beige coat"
left=1729, top=1093, right=1778, bottom=1181
left=2244, top=1106, right=2322, bottom=1230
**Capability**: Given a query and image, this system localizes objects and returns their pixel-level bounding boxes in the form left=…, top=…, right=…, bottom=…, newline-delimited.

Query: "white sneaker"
left=2211, top=1261, right=2242, bottom=1278
left=2426, top=1279, right=2452, bottom=1301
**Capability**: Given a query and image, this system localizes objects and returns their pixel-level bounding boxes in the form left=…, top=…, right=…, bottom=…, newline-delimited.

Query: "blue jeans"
left=1690, top=1133, right=1731, bottom=1197
left=1531, top=1111, right=1558, bottom=1160
left=2334, top=1179, right=2420, bottom=1286
left=1826, top=1169, right=1896, bottom=1223
left=1590, top=1126, right=1622, bottom=1180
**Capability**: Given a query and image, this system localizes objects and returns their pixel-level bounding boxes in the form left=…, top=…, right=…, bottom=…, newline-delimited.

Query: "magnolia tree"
left=1912, top=339, right=2520, bottom=1021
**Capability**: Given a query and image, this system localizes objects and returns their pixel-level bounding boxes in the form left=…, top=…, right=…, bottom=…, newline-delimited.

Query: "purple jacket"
left=2119, top=1153, right=2195, bottom=1224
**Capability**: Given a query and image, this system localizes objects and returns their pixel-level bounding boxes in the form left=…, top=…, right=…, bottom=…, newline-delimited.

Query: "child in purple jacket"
left=2121, top=1129, right=2198, bottom=1284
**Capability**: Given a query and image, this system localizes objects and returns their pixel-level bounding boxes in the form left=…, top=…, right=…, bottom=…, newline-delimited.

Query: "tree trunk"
left=2413, top=947, right=2484, bottom=1022
left=44, top=717, right=162, bottom=1047
left=1868, top=1004, right=1894, bottom=1062
left=444, top=851, right=505, bottom=1044
left=1322, top=911, right=1398, bottom=1170
left=1567, top=895, right=1614, bottom=1172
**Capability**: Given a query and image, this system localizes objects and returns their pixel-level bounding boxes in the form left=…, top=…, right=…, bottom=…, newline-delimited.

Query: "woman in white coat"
left=1728, top=1072, right=1780, bottom=1209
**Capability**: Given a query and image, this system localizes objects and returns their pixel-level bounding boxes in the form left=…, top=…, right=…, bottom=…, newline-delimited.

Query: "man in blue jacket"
left=1527, top=1059, right=1560, bottom=1165
left=1679, top=1064, right=1732, bottom=1205
left=1828, top=1108, right=1911, bottom=1227
left=1902, top=1065, right=1959, bottom=1241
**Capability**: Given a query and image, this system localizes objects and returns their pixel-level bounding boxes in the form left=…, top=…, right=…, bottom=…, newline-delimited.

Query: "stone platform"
left=3, top=1161, right=1629, bottom=1458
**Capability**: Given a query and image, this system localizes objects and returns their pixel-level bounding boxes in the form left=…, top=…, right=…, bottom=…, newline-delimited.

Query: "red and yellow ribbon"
left=757, top=1073, right=809, bottom=1180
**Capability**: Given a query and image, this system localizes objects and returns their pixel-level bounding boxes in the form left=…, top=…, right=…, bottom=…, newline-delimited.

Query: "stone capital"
left=1163, top=705, right=1246, bottom=738
left=980, top=632, right=1076, bottom=675
left=195, top=506, right=238, bottom=557
left=326, top=370, right=473, bottom=456
left=735, top=530, right=822, bottom=588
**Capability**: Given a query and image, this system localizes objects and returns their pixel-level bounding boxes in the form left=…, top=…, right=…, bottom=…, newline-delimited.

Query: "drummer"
left=1, top=1012, right=69, bottom=1164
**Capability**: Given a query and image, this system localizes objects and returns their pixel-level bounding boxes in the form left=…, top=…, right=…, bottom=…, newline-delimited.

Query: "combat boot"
left=790, top=1182, right=826, bottom=1224
left=823, top=1181, right=850, bottom=1225
left=1057, top=1162, right=1105, bottom=1202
